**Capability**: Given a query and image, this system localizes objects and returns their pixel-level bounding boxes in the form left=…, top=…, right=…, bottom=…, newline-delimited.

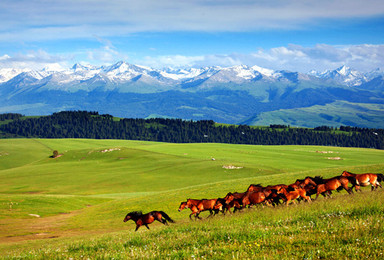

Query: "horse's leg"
left=325, top=190, right=332, bottom=198
left=370, top=180, right=378, bottom=191
left=135, top=224, right=140, bottom=231
left=159, top=217, right=168, bottom=225
left=145, top=224, right=150, bottom=230
left=157, top=214, right=168, bottom=225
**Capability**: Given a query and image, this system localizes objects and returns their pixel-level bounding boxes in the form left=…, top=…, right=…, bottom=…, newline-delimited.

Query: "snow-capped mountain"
left=0, top=68, right=31, bottom=83
left=309, top=65, right=369, bottom=86
left=2, top=62, right=381, bottom=89
left=1, top=61, right=383, bottom=128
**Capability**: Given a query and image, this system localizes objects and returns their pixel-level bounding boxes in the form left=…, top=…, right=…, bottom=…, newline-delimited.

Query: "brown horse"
left=241, top=190, right=268, bottom=207
left=178, top=201, right=201, bottom=219
left=247, top=184, right=264, bottom=192
left=214, top=198, right=242, bottom=213
left=247, top=184, right=287, bottom=206
left=277, top=187, right=311, bottom=206
left=123, top=211, right=174, bottom=231
left=248, top=183, right=288, bottom=193
left=179, top=198, right=221, bottom=219
left=196, top=198, right=222, bottom=217
left=289, top=177, right=318, bottom=189
left=341, top=171, right=383, bottom=191
left=223, top=192, right=246, bottom=205
left=314, top=176, right=356, bottom=200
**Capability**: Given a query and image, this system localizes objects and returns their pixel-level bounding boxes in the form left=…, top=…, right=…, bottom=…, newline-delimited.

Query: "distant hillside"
left=242, top=101, right=384, bottom=128
left=0, top=62, right=384, bottom=128
left=0, top=111, right=383, bottom=149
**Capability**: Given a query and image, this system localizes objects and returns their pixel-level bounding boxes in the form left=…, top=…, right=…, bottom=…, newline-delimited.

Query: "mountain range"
left=0, top=62, right=383, bottom=128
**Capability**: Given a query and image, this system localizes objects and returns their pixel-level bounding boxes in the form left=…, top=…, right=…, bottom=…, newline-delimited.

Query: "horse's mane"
left=127, top=211, right=143, bottom=216
left=249, top=183, right=263, bottom=187
left=311, top=176, right=324, bottom=184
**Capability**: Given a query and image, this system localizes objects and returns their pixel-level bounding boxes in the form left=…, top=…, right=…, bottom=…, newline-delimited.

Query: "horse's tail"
left=159, top=211, right=175, bottom=223
left=377, top=173, right=384, bottom=183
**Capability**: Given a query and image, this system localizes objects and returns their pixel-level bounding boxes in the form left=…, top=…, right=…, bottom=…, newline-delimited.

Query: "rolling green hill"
left=0, top=139, right=383, bottom=258
left=241, top=101, right=384, bottom=128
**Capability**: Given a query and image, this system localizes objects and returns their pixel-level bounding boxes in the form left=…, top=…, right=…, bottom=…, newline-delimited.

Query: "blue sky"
left=1, top=0, right=384, bottom=72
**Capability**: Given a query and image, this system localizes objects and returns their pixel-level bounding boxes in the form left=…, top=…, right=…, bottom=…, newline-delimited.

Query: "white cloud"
left=0, top=50, right=69, bottom=70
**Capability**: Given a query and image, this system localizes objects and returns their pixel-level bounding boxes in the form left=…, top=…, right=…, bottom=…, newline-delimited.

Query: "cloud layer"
left=1, top=1, right=383, bottom=72
left=2, top=44, right=384, bottom=73
left=140, top=44, right=384, bottom=72
left=1, top=0, right=384, bottom=41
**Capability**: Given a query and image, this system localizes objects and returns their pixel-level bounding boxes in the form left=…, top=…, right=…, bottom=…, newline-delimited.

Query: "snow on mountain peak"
left=42, top=63, right=65, bottom=73
left=0, top=61, right=382, bottom=88
left=72, top=63, right=96, bottom=72
left=251, top=65, right=275, bottom=77
left=309, top=65, right=367, bottom=86
left=0, top=68, right=30, bottom=83
left=336, top=65, right=350, bottom=76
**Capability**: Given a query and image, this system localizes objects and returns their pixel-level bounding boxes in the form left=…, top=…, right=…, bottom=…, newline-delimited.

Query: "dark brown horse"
left=341, top=171, right=383, bottom=191
left=123, top=211, right=174, bottom=231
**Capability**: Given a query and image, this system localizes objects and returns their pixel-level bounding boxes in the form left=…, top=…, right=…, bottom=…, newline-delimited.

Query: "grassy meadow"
left=0, top=138, right=383, bottom=259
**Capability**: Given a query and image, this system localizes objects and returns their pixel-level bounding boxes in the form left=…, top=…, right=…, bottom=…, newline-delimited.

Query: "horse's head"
left=294, top=179, right=303, bottom=185
left=214, top=201, right=223, bottom=211
left=178, top=202, right=188, bottom=212
left=341, top=171, right=351, bottom=176
left=123, top=213, right=131, bottom=222
left=224, top=193, right=234, bottom=204
left=123, top=211, right=141, bottom=222
left=276, top=187, right=285, bottom=194
left=247, top=184, right=263, bottom=192
left=301, top=177, right=317, bottom=188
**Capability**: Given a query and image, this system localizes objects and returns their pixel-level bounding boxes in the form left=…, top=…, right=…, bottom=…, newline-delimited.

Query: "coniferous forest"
left=0, top=111, right=383, bottom=149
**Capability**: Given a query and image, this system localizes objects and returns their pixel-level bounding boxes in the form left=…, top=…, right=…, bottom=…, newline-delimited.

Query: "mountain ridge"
left=1, top=62, right=383, bottom=128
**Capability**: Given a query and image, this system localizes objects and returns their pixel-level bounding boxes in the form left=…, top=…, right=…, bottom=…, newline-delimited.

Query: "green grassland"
left=0, top=139, right=383, bottom=259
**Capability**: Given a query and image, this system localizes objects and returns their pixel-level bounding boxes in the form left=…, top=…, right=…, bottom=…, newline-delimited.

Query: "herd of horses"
left=123, top=171, right=383, bottom=230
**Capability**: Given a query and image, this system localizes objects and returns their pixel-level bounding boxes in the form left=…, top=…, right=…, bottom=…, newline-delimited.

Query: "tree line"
left=0, top=111, right=383, bottom=149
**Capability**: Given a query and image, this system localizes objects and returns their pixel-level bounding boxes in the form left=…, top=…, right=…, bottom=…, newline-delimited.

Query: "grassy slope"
left=0, top=139, right=383, bottom=259
left=244, top=101, right=384, bottom=128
